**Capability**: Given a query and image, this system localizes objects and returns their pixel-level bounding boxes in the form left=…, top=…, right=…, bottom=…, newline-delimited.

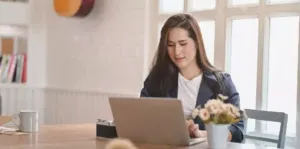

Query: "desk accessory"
left=53, top=0, right=95, bottom=18
left=96, top=119, right=118, bottom=138
left=191, top=94, right=246, bottom=149
left=0, top=116, right=28, bottom=135
left=12, top=110, right=39, bottom=133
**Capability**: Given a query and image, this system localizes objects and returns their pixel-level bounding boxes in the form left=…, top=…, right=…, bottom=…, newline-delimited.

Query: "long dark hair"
left=146, top=13, right=222, bottom=96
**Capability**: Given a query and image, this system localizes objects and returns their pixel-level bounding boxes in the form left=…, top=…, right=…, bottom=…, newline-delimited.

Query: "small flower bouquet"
left=191, top=94, right=245, bottom=124
left=191, top=94, right=246, bottom=149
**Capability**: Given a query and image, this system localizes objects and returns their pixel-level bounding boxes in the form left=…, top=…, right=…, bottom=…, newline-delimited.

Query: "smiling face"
left=167, top=27, right=198, bottom=71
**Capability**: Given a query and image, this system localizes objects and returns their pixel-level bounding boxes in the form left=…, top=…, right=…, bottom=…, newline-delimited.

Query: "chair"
left=243, top=109, right=288, bottom=149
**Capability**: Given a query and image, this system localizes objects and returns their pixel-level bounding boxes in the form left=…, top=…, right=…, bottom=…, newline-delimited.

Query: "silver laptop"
left=109, top=97, right=206, bottom=146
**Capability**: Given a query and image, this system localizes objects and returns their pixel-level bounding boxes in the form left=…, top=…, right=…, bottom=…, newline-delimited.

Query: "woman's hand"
left=186, top=120, right=232, bottom=141
left=186, top=120, right=207, bottom=138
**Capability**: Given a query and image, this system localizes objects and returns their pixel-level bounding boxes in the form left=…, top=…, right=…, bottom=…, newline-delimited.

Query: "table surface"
left=0, top=124, right=279, bottom=149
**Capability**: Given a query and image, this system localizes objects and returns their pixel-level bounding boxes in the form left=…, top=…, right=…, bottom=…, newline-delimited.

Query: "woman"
left=140, top=13, right=244, bottom=143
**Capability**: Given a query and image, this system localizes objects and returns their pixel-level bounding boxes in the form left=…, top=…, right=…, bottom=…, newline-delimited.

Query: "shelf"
left=0, top=1, right=28, bottom=25
left=0, top=83, right=27, bottom=88
left=0, top=0, right=28, bottom=3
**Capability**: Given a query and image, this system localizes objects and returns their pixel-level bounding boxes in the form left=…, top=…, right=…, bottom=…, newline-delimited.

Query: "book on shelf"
left=0, top=54, right=27, bottom=84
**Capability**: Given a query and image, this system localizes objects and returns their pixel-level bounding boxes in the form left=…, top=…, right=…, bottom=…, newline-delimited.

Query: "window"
left=266, top=0, right=300, bottom=4
left=229, top=0, right=259, bottom=6
left=152, top=1, right=300, bottom=147
left=188, top=0, right=216, bottom=11
left=229, top=18, right=258, bottom=111
left=198, top=21, right=215, bottom=64
left=266, top=16, right=299, bottom=136
left=159, top=0, right=184, bottom=14
left=228, top=19, right=259, bottom=132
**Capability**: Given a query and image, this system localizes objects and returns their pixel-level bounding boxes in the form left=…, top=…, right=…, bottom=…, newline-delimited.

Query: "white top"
left=177, top=73, right=203, bottom=118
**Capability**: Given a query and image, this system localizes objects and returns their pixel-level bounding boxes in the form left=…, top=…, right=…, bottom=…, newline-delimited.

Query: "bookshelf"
left=0, top=25, right=27, bottom=85
left=0, top=0, right=28, bottom=3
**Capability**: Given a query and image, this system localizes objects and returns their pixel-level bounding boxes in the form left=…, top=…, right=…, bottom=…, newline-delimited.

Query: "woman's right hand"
left=186, top=120, right=207, bottom=138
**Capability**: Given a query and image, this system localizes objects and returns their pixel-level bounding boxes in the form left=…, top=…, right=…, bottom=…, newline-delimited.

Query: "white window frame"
left=148, top=0, right=300, bottom=147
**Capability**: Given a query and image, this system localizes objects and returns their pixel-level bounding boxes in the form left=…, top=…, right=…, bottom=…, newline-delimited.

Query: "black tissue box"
left=96, top=119, right=118, bottom=138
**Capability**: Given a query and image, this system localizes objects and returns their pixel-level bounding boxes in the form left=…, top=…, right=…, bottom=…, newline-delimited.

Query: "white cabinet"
left=0, top=1, right=28, bottom=25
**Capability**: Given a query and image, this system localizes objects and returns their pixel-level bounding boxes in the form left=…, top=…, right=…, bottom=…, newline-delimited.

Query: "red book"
left=21, top=54, right=27, bottom=83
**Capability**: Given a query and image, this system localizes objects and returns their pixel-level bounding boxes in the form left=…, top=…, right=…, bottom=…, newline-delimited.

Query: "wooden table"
left=0, top=124, right=279, bottom=149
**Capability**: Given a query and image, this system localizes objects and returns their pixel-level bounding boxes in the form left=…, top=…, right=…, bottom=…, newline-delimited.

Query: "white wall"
left=1, top=86, right=137, bottom=125
left=1, top=0, right=150, bottom=123
left=47, top=0, right=147, bottom=94
left=0, top=0, right=150, bottom=124
left=28, top=0, right=148, bottom=94
left=27, top=0, right=48, bottom=88
left=0, top=1, right=28, bottom=25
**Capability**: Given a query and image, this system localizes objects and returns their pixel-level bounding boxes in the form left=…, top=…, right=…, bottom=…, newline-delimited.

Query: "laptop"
left=109, top=97, right=207, bottom=146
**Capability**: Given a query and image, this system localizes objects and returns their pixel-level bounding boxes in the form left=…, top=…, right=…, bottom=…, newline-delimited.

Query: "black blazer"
left=140, top=71, right=244, bottom=143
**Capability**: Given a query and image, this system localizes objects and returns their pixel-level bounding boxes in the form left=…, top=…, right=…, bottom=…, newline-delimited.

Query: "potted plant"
left=191, top=94, right=245, bottom=149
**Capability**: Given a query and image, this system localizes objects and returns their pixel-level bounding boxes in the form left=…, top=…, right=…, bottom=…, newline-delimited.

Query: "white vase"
left=205, top=123, right=229, bottom=149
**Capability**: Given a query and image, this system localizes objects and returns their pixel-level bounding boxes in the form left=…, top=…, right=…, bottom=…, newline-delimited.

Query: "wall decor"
left=54, top=0, right=95, bottom=18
